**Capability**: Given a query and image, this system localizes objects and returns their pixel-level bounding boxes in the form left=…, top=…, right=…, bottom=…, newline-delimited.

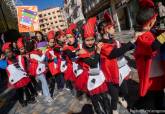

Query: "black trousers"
left=119, top=80, right=128, bottom=98
left=133, top=90, right=165, bottom=111
left=30, top=77, right=39, bottom=95
left=49, top=73, right=65, bottom=97
left=108, top=80, right=128, bottom=110
left=66, top=80, right=73, bottom=90
left=16, top=82, right=36, bottom=105
left=90, top=93, right=112, bottom=114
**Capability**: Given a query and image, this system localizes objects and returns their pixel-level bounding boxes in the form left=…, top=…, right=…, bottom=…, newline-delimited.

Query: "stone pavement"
left=11, top=89, right=132, bottom=114
left=0, top=86, right=138, bottom=114
left=14, top=90, right=74, bottom=114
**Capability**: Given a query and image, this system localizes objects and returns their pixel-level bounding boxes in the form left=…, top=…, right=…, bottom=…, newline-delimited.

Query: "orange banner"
left=17, top=6, right=39, bottom=32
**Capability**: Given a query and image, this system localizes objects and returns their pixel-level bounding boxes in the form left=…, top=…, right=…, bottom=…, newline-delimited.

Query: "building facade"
left=38, top=7, right=68, bottom=34
left=64, top=0, right=85, bottom=26
left=82, top=0, right=111, bottom=19
left=82, top=0, right=139, bottom=32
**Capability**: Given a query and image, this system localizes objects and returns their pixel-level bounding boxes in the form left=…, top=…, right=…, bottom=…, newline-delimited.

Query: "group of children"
left=0, top=0, right=165, bottom=114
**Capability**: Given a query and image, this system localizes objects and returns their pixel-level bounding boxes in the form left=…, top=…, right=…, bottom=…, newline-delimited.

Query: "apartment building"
left=38, top=7, right=68, bottom=34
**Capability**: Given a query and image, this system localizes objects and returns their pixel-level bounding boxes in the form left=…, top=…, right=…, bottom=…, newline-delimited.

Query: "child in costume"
left=46, top=30, right=62, bottom=97
left=74, top=17, right=111, bottom=114
left=16, top=38, right=37, bottom=97
left=28, top=40, right=53, bottom=104
left=62, top=23, right=80, bottom=92
left=98, top=11, right=134, bottom=113
left=48, top=29, right=65, bottom=96
left=133, top=0, right=165, bottom=110
left=2, top=42, right=36, bottom=107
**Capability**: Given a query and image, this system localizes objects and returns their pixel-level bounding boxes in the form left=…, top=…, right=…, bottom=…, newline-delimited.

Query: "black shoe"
left=27, top=97, right=36, bottom=104
left=20, top=102, right=27, bottom=107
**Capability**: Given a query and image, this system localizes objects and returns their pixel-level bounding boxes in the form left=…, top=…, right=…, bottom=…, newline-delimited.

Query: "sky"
left=22, top=0, right=64, bottom=10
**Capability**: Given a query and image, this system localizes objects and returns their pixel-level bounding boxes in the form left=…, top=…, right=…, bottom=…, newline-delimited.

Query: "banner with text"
left=17, top=6, right=39, bottom=32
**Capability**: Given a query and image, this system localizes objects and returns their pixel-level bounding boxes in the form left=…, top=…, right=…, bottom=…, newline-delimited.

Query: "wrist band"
left=157, top=34, right=165, bottom=44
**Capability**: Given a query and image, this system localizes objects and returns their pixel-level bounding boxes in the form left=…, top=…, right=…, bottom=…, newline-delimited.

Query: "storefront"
left=114, top=0, right=139, bottom=31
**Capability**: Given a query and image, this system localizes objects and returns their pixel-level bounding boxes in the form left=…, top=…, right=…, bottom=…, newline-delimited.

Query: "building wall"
left=38, top=7, right=68, bottom=34
left=82, top=0, right=139, bottom=32
left=64, top=0, right=84, bottom=24
left=82, top=0, right=111, bottom=19
left=111, top=0, right=139, bottom=31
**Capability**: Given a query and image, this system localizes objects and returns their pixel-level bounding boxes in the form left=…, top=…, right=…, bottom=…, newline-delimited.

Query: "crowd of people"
left=0, top=0, right=165, bottom=114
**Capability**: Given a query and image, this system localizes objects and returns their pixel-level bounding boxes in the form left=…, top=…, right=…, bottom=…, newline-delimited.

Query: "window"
left=44, top=14, right=47, bottom=16
left=58, top=15, right=62, bottom=18
left=48, top=13, right=51, bottom=15
left=54, top=16, right=56, bottom=19
left=60, top=25, right=64, bottom=27
left=57, top=10, right=60, bottom=13
left=52, top=11, right=55, bottom=14
left=42, top=29, right=45, bottom=32
left=49, top=17, right=52, bottom=20
left=39, top=19, right=43, bottom=23
left=40, top=24, right=45, bottom=27
left=55, top=21, right=58, bottom=23
left=39, top=14, right=42, bottom=17
left=56, top=26, right=58, bottom=28
left=47, top=23, right=49, bottom=26
left=48, top=28, right=50, bottom=30
left=59, top=20, right=63, bottom=22
left=51, top=22, right=53, bottom=25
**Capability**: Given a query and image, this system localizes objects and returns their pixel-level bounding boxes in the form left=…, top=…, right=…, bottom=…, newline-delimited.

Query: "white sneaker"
left=44, top=97, right=54, bottom=104
left=38, top=91, right=42, bottom=96
left=64, top=88, right=70, bottom=91
left=112, top=110, right=119, bottom=114
left=118, top=97, right=128, bottom=108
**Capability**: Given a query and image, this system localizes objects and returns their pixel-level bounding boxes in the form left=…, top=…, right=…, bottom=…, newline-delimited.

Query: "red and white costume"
left=46, top=47, right=61, bottom=76
left=28, top=49, right=46, bottom=76
left=135, top=31, right=165, bottom=96
left=2, top=42, right=30, bottom=89
left=74, top=17, right=108, bottom=95
left=45, top=30, right=61, bottom=76
left=100, top=42, right=119, bottom=84
left=62, top=23, right=80, bottom=81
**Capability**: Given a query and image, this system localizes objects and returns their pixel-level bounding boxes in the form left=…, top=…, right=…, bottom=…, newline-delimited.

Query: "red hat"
left=139, top=0, right=157, bottom=27
left=2, top=42, right=11, bottom=52
left=104, top=11, right=114, bottom=27
left=47, top=30, right=55, bottom=41
left=17, top=38, right=24, bottom=49
left=139, top=0, right=155, bottom=8
left=66, top=23, right=77, bottom=36
left=83, top=17, right=97, bottom=38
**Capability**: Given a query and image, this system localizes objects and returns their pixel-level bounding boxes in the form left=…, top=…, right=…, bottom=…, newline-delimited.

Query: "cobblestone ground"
left=1, top=89, right=134, bottom=114
left=0, top=78, right=140, bottom=114
left=15, top=90, right=75, bottom=114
